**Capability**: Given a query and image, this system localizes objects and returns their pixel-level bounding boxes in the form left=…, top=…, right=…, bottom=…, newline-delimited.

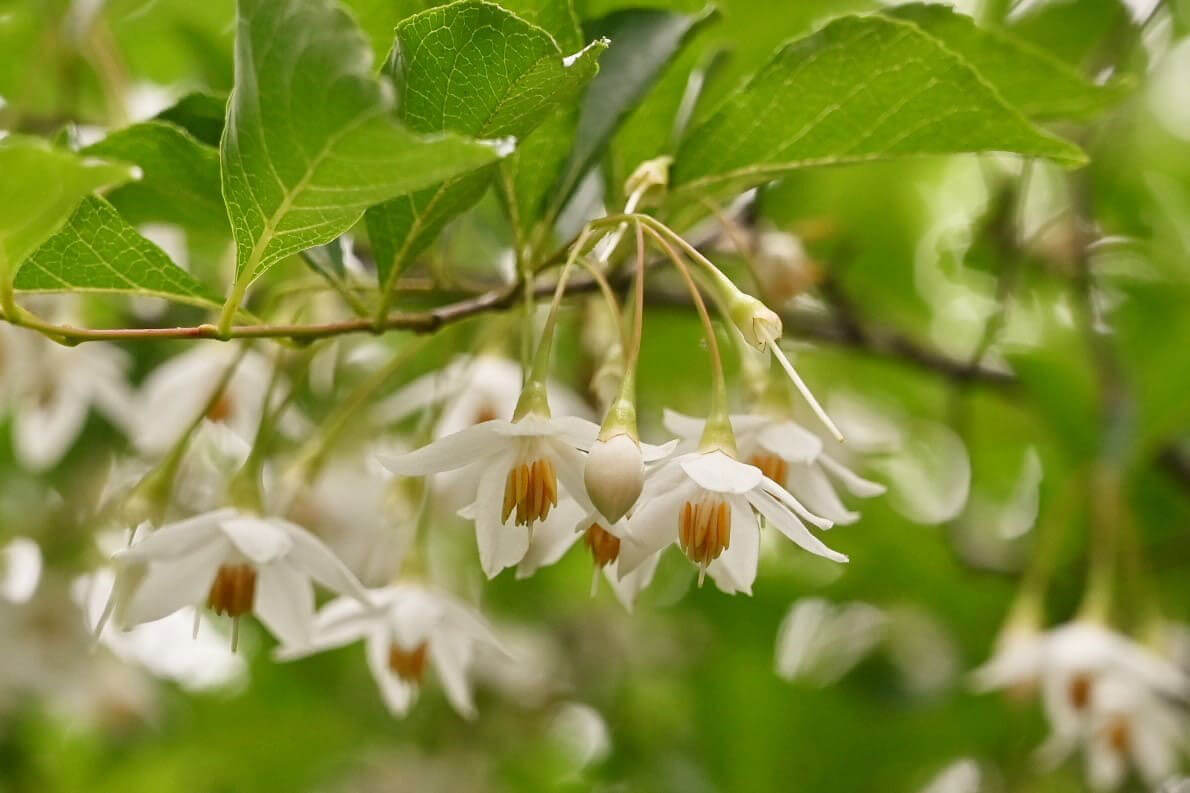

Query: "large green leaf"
left=83, top=121, right=227, bottom=233
left=366, top=0, right=603, bottom=306
left=888, top=4, right=1125, bottom=121
left=0, top=136, right=138, bottom=291
left=155, top=91, right=228, bottom=147
left=220, top=0, right=508, bottom=305
left=14, top=196, right=223, bottom=309
left=670, top=15, right=1087, bottom=198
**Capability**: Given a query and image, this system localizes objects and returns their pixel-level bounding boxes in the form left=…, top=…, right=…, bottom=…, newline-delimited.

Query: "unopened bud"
left=729, top=292, right=783, bottom=351
left=584, top=433, right=644, bottom=524
left=624, top=156, right=672, bottom=210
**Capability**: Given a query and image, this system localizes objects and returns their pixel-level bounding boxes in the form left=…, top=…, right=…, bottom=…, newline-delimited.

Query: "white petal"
left=661, top=408, right=705, bottom=440
left=219, top=516, right=294, bottom=564
left=254, top=560, right=315, bottom=647
left=365, top=630, right=416, bottom=716
left=547, top=438, right=594, bottom=511
left=749, top=490, right=847, bottom=563
left=619, top=482, right=691, bottom=574
left=277, top=519, right=371, bottom=601
left=757, top=421, right=822, bottom=463
left=118, top=538, right=228, bottom=627
left=787, top=464, right=860, bottom=525
left=680, top=450, right=763, bottom=494
left=641, top=438, right=680, bottom=462
left=1086, top=732, right=1127, bottom=791
left=759, top=478, right=834, bottom=530
left=121, top=509, right=233, bottom=562
left=13, top=385, right=90, bottom=471
left=275, top=596, right=375, bottom=660
left=1131, top=716, right=1178, bottom=787
left=706, top=495, right=760, bottom=595
left=1, top=537, right=42, bottom=603
left=541, top=415, right=601, bottom=450
left=430, top=632, right=477, bottom=718
left=470, top=457, right=529, bottom=578
left=516, top=499, right=587, bottom=579
left=605, top=550, right=661, bottom=612
left=818, top=453, right=886, bottom=497
left=379, top=422, right=504, bottom=475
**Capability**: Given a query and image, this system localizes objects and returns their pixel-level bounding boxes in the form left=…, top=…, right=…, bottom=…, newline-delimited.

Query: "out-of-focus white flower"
left=664, top=409, right=883, bottom=525
left=103, top=509, right=370, bottom=647
left=381, top=412, right=601, bottom=578
left=1, top=324, right=135, bottom=471
left=829, top=393, right=970, bottom=524
left=1, top=536, right=42, bottom=603
left=621, top=449, right=844, bottom=594
left=774, top=598, right=887, bottom=685
left=75, top=568, right=245, bottom=691
left=286, top=448, right=415, bottom=587
left=975, top=619, right=1188, bottom=789
left=134, top=342, right=307, bottom=457
left=277, top=584, right=504, bottom=719
left=549, top=702, right=611, bottom=772
left=918, top=758, right=982, bottom=793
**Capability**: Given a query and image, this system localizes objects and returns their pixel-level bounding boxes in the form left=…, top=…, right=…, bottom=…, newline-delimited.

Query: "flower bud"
left=729, top=292, right=783, bottom=351
left=584, top=433, right=644, bottom=524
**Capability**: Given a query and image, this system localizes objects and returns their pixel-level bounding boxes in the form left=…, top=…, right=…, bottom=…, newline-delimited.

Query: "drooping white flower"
left=620, top=449, right=845, bottom=594
left=102, top=509, right=370, bottom=647
left=380, top=413, right=601, bottom=578
left=133, top=342, right=307, bottom=457
left=0, top=324, right=135, bottom=471
left=664, top=409, right=883, bottom=525
left=1, top=536, right=42, bottom=603
left=276, top=584, right=504, bottom=719
left=774, top=598, right=887, bottom=685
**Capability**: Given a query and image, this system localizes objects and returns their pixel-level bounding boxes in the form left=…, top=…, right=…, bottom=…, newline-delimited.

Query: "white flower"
left=774, top=598, right=887, bottom=685
left=103, top=509, right=370, bottom=647
left=381, top=413, right=601, bottom=578
left=620, top=449, right=845, bottom=594
left=75, top=568, right=245, bottom=691
left=133, top=342, right=307, bottom=457
left=277, top=584, right=504, bottom=719
left=974, top=619, right=1189, bottom=788
left=584, top=434, right=647, bottom=524
left=1, top=324, right=135, bottom=471
left=664, top=409, right=883, bottom=525
left=1, top=536, right=42, bottom=603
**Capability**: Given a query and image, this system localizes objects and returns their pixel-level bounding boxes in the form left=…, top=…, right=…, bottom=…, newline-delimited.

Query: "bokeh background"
left=3, top=0, right=1190, bottom=791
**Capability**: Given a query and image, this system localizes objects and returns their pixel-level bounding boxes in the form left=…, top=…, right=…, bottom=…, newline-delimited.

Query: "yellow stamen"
left=679, top=497, right=731, bottom=569
left=748, top=452, right=789, bottom=486
left=1068, top=673, right=1093, bottom=711
left=585, top=523, right=621, bottom=568
left=388, top=641, right=430, bottom=683
left=207, top=563, right=257, bottom=618
left=501, top=458, right=558, bottom=526
left=1106, top=717, right=1130, bottom=753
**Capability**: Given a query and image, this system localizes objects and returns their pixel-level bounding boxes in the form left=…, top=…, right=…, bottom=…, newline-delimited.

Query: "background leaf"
left=669, top=15, right=1087, bottom=199
left=83, top=121, right=227, bottom=233
left=220, top=0, right=507, bottom=295
left=888, top=4, right=1127, bottom=122
left=0, top=136, right=137, bottom=284
left=14, top=196, right=223, bottom=309
left=367, top=0, right=603, bottom=298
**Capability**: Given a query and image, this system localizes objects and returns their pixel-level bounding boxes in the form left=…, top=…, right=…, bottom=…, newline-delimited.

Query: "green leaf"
left=340, top=0, right=434, bottom=61
left=14, top=196, right=223, bottom=309
left=554, top=7, right=710, bottom=205
left=888, top=4, right=1126, bottom=121
left=155, top=91, right=228, bottom=147
left=83, top=121, right=227, bottom=233
left=367, top=0, right=604, bottom=306
left=0, top=136, right=137, bottom=288
left=220, top=0, right=508, bottom=308
left=670, top=15, right=1087, bottom=198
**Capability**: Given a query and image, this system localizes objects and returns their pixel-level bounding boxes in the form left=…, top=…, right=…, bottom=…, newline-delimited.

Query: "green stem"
left=1078, top=463, right=1120, bottom=623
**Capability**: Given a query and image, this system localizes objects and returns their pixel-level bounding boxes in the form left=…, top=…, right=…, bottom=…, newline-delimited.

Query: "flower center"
left=1067, top=673, right=1093, bottom=711
left=679, top=497, right=731, bottom=567
left=1106, top=717, right=1130, bottom=753
left=474, top=403, right=499, bottom=424
left=748, top=452, right=789, bottom=485
left=584, top=523, right=621, bottom=567
left=207, top=391, right=235, bottom=423
left=388, top=641, right=429, bottom=683
left=206, top=563, right=257, bottom=617
left=501, top=457, right=558, bottom=526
